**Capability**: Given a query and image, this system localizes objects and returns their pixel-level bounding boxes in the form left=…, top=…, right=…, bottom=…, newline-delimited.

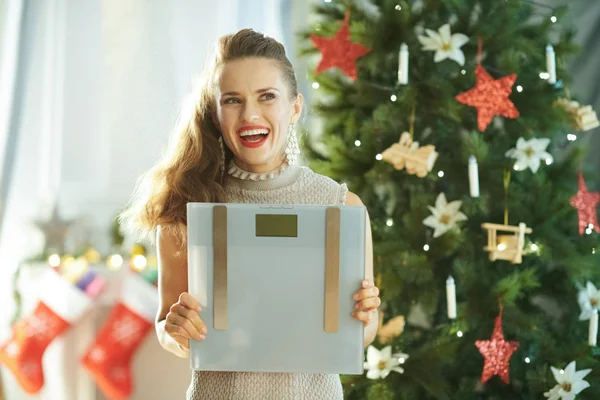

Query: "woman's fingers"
left=166, top=313, right=205, bottom=341
left=354, top=296, right=381, bottom=311
left=171, top=303, right=207, bottom=334
left=179, top=292, right=202, bottom=312
left=352, top=286, right=379, bottom=301
left=352, top=310, right=374, bottom=326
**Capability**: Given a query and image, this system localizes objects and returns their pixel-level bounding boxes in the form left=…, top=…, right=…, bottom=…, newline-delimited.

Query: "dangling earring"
left=285, top=124, right=300, bottom=166
left=219, top=136, right=226, bottom=182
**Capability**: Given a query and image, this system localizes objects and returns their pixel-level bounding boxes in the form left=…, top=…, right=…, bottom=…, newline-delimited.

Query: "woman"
left=120, top=28, right=381, bottom=400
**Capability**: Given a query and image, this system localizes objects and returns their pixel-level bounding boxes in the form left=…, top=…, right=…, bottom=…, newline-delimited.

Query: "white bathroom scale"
left=186, top=202, right=366, bottom=374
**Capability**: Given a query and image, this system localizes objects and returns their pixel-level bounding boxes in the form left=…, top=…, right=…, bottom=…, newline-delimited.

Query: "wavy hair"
left=119, top=29, right=299, bottom=247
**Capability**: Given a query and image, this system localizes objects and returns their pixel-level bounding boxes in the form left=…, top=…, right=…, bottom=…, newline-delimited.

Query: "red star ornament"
left=475, top=309, right=519, bottom=384
left=570, top=172, right=600, bottom=235
left=310, top=12, right=371, bottom=81
left=455, top=65, right=520, bottom=132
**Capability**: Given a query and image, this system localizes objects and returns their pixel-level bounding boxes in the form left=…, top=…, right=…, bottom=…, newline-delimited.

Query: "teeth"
left=239, top=129, right=269, bottom=137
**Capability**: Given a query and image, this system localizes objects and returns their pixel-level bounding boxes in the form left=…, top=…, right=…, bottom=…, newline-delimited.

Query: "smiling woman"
left=119, top=28, right=381, bottom=400
left=214, top=57, right=303, bottom=172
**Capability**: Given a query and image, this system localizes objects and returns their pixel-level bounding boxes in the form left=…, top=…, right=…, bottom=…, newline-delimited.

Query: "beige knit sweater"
left=186, top=163, right=348, bottom=400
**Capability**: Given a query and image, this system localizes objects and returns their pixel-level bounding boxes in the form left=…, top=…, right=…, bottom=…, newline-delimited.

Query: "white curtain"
left=0, top=0, right=300, bottom=355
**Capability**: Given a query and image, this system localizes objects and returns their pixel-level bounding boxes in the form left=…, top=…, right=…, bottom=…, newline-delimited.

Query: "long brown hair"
left=119, top=29, right=299, bottom=247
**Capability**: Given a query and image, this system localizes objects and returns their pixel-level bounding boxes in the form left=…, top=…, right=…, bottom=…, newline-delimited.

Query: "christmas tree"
left=300, top=0, right=600, bottom=398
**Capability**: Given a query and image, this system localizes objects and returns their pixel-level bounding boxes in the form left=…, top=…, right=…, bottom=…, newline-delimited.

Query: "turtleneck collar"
left=226, top=160, right=301, bottom=191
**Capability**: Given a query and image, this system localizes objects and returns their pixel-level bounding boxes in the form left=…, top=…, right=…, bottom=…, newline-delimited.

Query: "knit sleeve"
left=339, top=183, right=348, bottom=205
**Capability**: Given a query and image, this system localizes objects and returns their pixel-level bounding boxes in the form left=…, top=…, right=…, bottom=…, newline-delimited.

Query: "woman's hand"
left=164, top=292, right=207, bottom=351
left=352, top=279, right=381, bottom=325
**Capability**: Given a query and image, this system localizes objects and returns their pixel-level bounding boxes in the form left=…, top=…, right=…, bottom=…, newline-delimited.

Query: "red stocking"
left=0, top=269, right=92, bottom=394
left=82, top=271, right=157, bottom=400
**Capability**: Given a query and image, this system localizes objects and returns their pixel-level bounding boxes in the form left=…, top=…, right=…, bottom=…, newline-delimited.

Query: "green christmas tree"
left=300, top=0, right=600, bottom=398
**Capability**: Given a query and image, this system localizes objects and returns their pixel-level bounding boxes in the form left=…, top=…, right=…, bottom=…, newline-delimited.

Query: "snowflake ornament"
left=417, top=24, right=469, bottom=66
left=578, top=282, right=600, bottom=321
left=423, top=193, right=468, bottom=238
left=505, top=137, right=553, bottom=173
left=363, top=345, right=408, bottom=380
left=544, top=361, right=591, bottom=400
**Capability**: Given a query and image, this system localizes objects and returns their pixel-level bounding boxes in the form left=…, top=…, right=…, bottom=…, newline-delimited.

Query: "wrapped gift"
left=186, top=203, right=366, bottom=374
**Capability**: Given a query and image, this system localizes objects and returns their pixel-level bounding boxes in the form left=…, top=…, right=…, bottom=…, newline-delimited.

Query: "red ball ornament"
left=455, top=64, right=520, bottom=132
left=570, top=172, right=600, bottom=235
left=310, top=11, right=371, bottom=81
left=475, top=306, right=520, bottom=384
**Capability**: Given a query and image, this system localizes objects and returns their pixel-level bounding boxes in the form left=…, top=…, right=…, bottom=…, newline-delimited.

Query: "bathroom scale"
left=186, top=202, right=367, bottom=374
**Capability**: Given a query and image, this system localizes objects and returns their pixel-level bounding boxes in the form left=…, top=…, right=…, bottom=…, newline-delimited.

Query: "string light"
left=48, top=254, right=61, bottom=267
left=390, top=94, right=397, bottom=102
left=423, top=244, right=430, bottom=251
left=107, top=254, right=123, bottom=270
left=386, top=218, right=394, bottom=227
left=461, top=69, right=466, bottom=75
left=586, top=224, right=594, bottom=235
left=516, top=85, right=523, bottom=92
left=525, top=357, right=531, bottom=363
left=355, top=140, right=362, bottom=147
left=438, top=171, right=445, bottom=178
left=513, top=164, right=520, bottom=171
left=539, top=72, right=550, bottom=80
left=545, top=158, right=553, bottom=165
left=398, top=356, right=406, bottom=363
left=312, top=82, right=320, bottom=89
left=530, top=243, right=538, bottom=252
left=593, top=248, right=596, bottom=255
left=457, top=331, right=463, bottom=337
left=395, top=5, right=402, bottom=10
left=567, top=134, right=577, bottom=141
left=375, top=153, right=383, bottom=160
left=551, top=15, right=557, bottom=23
left=497, top=243, right=507, bottom=251
left=132, top=255, right=148, bottom=271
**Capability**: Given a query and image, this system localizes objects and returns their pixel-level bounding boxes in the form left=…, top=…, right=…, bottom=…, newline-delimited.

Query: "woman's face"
left=214, top=57, right=303, bottom=173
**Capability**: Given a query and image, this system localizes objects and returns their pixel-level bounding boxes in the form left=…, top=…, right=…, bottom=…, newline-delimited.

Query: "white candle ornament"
left=546, top=44, right=556, bottom=84
left=589, top=308, right=598, bottom=346
left=468, top=155, right=480, bottom=198
left=446, top=276, right=457, bottom=319
left=398, top=43, right=409, bottom=85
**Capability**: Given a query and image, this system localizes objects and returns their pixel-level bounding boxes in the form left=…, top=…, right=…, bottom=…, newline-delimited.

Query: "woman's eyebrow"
left=221, top=87, right=280, bottom=97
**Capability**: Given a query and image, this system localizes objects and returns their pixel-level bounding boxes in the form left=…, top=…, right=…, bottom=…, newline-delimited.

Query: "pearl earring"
left=285, top=124, right=300, bottom=166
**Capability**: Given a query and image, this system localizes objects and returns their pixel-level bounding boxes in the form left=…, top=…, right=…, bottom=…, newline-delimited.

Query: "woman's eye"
left=224, top=98, right=241, bottom=104
left=260, top=92, right=276, bottom=101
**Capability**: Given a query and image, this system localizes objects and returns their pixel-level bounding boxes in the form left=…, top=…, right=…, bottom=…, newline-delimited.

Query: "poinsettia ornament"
left=543, top=361, right=592, bottom=400
left=417, top=23, right=469, bottom=66
left=505, top=137, right=553, bottom=173
left=363, top=345, right=408, bottom=380
left=423, top=193, right=468, bottom=238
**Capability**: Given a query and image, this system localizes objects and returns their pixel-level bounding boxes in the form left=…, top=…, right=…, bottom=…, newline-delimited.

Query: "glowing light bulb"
left=132, top=255, right=147, bottom=271
left=108, top=254, right=123, bottom=270
left=48, top=254, right=61, bottom=267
